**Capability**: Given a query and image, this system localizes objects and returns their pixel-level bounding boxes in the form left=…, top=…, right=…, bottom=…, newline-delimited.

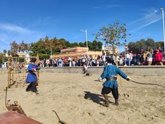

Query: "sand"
left=0, top=70, right=165, bottom=124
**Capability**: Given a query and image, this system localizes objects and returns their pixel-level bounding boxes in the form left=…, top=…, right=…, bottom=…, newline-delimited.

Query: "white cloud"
left=0, top=33, right=8, bottom=43
left=93, top=4, right=120, bottom=9
left=129, top=8, right=162, bottom=32
left=0, top=22, right=46, bottom=51
left=0, top=23, right=32, bottom=34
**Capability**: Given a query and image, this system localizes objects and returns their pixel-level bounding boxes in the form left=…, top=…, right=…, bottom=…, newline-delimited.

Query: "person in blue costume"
left=99, top=57, right=130, bottom=107
left=26, top=58, right=39, bottom=94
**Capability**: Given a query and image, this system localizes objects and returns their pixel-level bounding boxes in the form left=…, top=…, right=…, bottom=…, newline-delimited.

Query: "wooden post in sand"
left=7, top=56, right=15, bottom=88
left=36, top=54, right=40, bottom=78
left=7, top=56, right=27, bottom=88
left=6, top=54, right=40, bottom=88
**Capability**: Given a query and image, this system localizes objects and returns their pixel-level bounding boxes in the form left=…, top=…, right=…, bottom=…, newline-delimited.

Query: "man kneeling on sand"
left=98, top=57, right=130, bottom=107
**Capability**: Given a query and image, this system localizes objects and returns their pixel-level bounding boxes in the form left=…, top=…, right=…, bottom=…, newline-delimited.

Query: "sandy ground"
left=0, top=70, right=165, bottom=124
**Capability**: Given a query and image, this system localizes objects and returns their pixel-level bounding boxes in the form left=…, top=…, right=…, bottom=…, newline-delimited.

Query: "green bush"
left=17, top=57, right=25, bottom=62
left=39, top=54, right=50, bottom=60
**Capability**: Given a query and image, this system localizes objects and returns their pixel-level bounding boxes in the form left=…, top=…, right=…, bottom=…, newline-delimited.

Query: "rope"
left=129, top=79, right=165, bottom=89
left=5, top=87, right=8, bottom=106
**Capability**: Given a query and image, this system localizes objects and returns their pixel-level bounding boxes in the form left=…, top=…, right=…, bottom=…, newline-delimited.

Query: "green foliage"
left=29, top=36, right=103, bottom=58
left=38, top=54, right=50, bottom=60
left=128, top=38, right=164, bottom=53
left=7, top=32, right=164, bottom=60
left=95, top=21, right=127, bottom=46
left=12, top=57, right=25, bottom=62
left=3, top=57, right=8, bottom=62
left=88, top=40, right=102, bottom=51
left=17, top=57, right=25, bottom=62
left=30, top=36, right=69, bottom=55
left=10, top=41, right=29, bottom=56
left=0, top=53, right=4, bottom=64
left=29, top=52, right=50, bottom=60
left=79, top=42, right=85, bottom=47
left=0, top=54, right=7, bottom=64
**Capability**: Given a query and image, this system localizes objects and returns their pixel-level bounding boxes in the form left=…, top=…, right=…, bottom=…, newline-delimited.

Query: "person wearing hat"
left=25, top=58, right=39, bottom=94
left=98, top=57, right=130, bottom=107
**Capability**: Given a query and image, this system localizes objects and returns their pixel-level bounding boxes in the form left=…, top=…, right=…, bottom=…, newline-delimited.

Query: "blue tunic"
left=100, top=64, right=128, bottom=89
left=26, top=63, right=37, bottom=83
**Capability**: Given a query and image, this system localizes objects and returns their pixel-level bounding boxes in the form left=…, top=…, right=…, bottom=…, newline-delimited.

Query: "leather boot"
left=103, top=94, right=109, bottom=107
left=104, top=100, right=109, bottom=107
left=115, top=99, right=119, bottom=105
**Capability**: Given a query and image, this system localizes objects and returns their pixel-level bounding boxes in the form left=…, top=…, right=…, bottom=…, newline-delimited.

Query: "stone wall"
left=40, top=66, right=165, bottom=76
left=1, top=66, right=165, bottom=76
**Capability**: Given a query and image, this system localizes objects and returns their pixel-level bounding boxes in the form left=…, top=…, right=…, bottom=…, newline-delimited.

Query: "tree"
left=3, top=50, right=7, bottom=55
left=30, top=40, right=47, bottom=55
left=87, top=40, right=102, bottom=51
left=96, top=21, right=128, bottom=63
left=0, top=53, right=4, bottom=64
left=3, top=49, right=7, bottom=53
left=92, top=40, right=102, bottom=51
left=10, top=41, right=19, bottom=56
left=155, top=41, right=164, bottom=50
left=79, top=42, right=85, bottom=47
left=19, top=41, right=29, bottom=52
left=96, top=21, right=127, bottom=46
left=128, top=39, right=164, bottom=53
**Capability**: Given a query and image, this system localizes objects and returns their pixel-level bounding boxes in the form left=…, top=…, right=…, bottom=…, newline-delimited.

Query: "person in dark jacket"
left=98, top=57, right=130, bottom=107
left=25, top=58, right=39, bottom=94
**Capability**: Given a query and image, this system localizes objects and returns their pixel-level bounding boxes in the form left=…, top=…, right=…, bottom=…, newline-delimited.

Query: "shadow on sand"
left=84, top=91, right=106, bottom=106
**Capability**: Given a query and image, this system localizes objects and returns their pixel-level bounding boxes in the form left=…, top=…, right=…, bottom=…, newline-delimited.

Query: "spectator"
left=154, top=50, right=163, bottom=65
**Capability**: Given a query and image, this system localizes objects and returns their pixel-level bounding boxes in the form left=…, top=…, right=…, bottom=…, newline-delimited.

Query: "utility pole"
left=50, top=47, right=52, bottom=59
left=81, top=29, right=88, bottom=52
left=161, top=8, right=165, bottom=54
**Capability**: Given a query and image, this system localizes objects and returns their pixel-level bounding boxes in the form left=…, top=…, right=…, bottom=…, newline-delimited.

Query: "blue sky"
left=0, top=0, right=164, bottom=51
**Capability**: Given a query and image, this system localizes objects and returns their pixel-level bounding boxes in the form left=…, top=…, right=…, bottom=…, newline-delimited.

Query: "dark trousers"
left=26, top=82, right=38, bottom=92
left=101, top=86, right=119, bottom=99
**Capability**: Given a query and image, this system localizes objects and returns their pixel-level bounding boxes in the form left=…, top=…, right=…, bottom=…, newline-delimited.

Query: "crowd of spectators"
left=0, top=48, right=164, bottom=69
left=39, top=48, right=165, bottom=67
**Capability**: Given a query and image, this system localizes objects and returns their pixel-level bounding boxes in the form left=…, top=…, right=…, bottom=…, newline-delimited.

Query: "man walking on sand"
left=26, top=58, right=39, bottom=95
left=98, top=57, right=130, bottom=107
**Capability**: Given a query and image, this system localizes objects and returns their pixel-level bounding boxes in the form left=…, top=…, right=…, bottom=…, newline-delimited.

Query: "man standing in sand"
left=99, top=57, right=130, bottom=107
left=25, top=58, right=39, bottom=95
